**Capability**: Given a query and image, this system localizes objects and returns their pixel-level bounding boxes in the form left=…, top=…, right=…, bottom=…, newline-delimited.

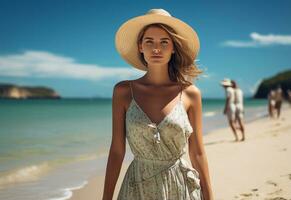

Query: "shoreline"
left=69, top=103, right=291, bottom=200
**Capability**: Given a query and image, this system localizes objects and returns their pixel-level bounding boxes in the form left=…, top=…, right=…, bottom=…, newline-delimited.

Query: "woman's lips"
left=151, top=56, right=163, bottom=58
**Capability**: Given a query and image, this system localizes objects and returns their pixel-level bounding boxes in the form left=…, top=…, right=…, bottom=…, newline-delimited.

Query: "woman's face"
left=139, top=26, right=174, bottom=67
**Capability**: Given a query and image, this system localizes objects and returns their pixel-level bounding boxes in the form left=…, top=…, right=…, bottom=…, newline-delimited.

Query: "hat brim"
left=115, top=14, right=200, bottom=71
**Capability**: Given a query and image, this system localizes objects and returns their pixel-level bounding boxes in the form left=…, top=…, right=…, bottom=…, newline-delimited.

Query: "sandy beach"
left=69, top=104, right=291, bottom=200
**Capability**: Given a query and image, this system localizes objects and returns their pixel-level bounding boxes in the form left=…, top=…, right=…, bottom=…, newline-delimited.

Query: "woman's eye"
left=145, top=41, right=153, bottom=44
left=161, top=41, right=168, bottom=45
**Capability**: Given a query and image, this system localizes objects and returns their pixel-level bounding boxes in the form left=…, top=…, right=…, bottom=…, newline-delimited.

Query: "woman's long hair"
left=137, top=23, right=202, bottom=88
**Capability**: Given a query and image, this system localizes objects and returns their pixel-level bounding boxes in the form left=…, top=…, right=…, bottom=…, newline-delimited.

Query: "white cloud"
left=222, top=32, right=291, bottom=48
left=0, top=50, right=143, bottom=81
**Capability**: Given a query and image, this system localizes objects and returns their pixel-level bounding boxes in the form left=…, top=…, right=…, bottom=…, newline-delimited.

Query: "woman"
left=102, top=9, right=213, bottom=200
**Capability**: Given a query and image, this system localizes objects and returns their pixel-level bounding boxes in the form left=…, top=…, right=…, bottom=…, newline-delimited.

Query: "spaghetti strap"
left=179, top=84, right=183, bottom=101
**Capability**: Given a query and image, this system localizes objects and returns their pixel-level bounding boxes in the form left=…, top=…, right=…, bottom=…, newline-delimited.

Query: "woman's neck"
left=143, top=64, right=173, bottom=86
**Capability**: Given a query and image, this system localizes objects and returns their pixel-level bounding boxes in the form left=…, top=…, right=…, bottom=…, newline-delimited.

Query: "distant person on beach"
left=274, top=85, right=283, bottom=118
left=102, top=8, right=213, bottom=200
left=231, top=80, right=245, bottom=141
left=287, top=89, right=291, bottom=105
left=221, top=78, right=239, bottom=142
left=268, top=89, right=276, bottom=118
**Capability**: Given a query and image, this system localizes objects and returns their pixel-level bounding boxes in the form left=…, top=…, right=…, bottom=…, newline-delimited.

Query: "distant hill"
left=0, top=83, right=61, bottom=99
left=254, top=70, right=291, bottom=99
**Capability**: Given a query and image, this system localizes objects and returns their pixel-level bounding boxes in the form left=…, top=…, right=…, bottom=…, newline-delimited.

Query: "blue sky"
left=0, top=0, right=290, bottom=98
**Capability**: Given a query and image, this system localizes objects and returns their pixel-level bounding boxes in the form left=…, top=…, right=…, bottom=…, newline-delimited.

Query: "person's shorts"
left=270, top=100, right=276, bottom=107
left=227, top=104, right=236, bottom=121
left=235, top=105, right=244, bottom=120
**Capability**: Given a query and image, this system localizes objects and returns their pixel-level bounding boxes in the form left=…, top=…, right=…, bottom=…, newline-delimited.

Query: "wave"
left=203, top=111, right=217, bottom=117
left=0, top=153, right=99, bottom=190
left=0, top=162, right=51, bottom=189
left=47, top=181, right=88, bottom=200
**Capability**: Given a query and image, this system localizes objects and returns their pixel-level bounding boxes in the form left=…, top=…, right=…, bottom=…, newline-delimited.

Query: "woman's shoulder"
left=182, top=84, right=202, bottom=110
left=112, top=80, right=132, bottom=101
left=113, top=80, right=130, bottom=90
left=183, top=84, right=201, bottom=99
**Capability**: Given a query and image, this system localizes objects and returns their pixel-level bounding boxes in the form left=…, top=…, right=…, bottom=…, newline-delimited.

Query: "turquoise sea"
left=0, top=98, right=267, bottom=200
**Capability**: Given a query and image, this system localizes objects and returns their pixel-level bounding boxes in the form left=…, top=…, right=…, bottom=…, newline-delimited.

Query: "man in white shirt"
left=221, top=78, right=239, bottom=141
left=268, top=90, right=276, bottom=118
left=231, top=80, right=245, bottom=141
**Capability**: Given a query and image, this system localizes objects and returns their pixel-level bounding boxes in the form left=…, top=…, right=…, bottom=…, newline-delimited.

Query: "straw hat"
left=220, top=78, right=232, bottom=87
left=115, top=8, right=200, bottom=71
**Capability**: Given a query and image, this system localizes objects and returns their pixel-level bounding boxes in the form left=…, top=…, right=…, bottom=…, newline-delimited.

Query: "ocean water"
left=0, top=98, right=267, bottom=200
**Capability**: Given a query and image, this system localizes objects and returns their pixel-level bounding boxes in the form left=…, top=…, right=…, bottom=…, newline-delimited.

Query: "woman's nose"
left=152, top=49, right=160, bottom=54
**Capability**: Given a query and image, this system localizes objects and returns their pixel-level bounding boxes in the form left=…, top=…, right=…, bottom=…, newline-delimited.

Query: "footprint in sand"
left=237, top=189, right=259, bottom=199
left=268, top=189, right=283, bottom=196
left=266, top=180, right=278, bottom=186
left=240, top=193, right=253, bottom=197
left=265, top=197, right=287, bottom=200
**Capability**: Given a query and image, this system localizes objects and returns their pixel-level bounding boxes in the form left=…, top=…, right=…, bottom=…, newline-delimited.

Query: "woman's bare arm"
left=224, top=95, right=230, bottom=115
left=186, top=85, right=214, bottom=200
left=102, top=81, right=128, bottom=200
